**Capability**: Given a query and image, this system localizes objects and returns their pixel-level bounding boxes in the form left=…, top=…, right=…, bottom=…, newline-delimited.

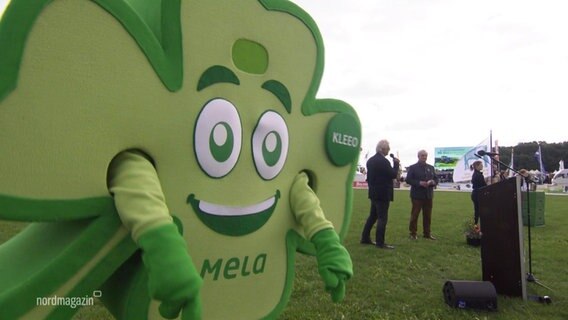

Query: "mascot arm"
left=289, top=172, right=353, bottom=302
left=108, top=150, right=202, bottom=319
left=107, top=150, right=173, bottom=240
left=289, top=172, right=332, bottom=239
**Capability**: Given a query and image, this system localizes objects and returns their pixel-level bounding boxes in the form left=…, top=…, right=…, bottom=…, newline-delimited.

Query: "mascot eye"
left=194, top=99, right=242, bottom=178
left=252, top=111, right=288, bottom=180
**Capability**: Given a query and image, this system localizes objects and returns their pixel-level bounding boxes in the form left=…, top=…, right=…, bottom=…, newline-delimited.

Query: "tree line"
left=495, top=141, right=568, bottom=173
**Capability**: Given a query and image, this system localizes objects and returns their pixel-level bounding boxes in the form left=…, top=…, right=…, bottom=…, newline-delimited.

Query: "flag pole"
left=490, top=130, right=493, bottom=181
left=508, top=148, right=515, bottom=178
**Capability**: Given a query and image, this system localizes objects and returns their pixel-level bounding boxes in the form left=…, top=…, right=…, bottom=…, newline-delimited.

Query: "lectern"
left=478, top=176, right=527, bottom=299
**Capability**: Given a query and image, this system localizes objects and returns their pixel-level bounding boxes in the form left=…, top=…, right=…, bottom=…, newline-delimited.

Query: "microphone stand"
left=475, top=153, right=552, bottom=293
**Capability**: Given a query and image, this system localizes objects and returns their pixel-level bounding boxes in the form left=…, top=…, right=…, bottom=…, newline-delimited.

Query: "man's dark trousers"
left=361, top=199, right=390, bottom=246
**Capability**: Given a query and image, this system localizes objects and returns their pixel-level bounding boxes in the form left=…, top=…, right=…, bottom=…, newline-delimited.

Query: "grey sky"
left=294, top=0, right=568, bottom=165
left=2, top=0, right=567, bottom=166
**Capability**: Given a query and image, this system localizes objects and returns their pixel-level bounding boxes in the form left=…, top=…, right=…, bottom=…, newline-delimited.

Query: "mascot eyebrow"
left=197, top=65, right=292, bottom=114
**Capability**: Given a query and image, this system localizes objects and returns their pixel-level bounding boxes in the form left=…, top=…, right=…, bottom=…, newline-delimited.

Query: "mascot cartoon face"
left=0, top=0, right=361, bottom=319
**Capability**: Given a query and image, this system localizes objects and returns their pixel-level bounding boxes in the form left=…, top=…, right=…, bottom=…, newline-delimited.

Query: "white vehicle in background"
left=354, top=170, right=366, bottom=182
left=353, top=165, right=368, bottom=189
left=551, top=169, right=568, bottom=191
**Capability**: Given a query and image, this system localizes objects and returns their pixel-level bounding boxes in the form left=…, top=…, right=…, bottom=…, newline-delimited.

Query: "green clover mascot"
left=0, top=0, right=361, bottom=319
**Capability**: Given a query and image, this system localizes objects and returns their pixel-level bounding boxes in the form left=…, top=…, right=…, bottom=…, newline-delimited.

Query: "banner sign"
left=434, top=147, right=472, bottom=170
left=452, top=138, right=492, bottom=183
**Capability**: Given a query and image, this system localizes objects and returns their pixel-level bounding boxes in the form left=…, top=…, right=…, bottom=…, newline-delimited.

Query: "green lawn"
left=281, top=189, right=568, bottom=320
left=1, top=189, right=566, bottom=319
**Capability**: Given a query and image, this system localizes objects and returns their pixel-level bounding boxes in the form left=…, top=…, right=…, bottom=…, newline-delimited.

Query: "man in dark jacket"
left=405, top=150, right=438, bottom=240
left=360, top=139, right=400, bottom=249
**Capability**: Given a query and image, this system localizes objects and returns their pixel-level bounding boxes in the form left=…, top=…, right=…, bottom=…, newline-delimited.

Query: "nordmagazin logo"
left=36, top=291, right=101, bottom=309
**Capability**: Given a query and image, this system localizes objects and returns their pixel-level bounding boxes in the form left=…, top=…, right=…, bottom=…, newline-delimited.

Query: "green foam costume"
left=0, top=0, right=361, bottom=319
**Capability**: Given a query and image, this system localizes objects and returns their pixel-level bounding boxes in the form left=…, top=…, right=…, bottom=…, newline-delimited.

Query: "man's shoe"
left=376, top=244, right=395, bottom=249
left=409, top=235, right=417, bottom=240
left=424, top=235, right=437, bottom=240
left=360, top=239, right=376, bottom=245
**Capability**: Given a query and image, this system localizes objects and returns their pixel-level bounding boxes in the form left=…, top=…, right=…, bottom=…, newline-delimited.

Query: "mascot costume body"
left=0, top=0, right=361, bottom=319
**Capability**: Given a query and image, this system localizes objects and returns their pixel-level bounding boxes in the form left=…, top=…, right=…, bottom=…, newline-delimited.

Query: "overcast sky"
left=2, top=0, right=567, bottom=167
left=294, top=0, right=568, bottom=166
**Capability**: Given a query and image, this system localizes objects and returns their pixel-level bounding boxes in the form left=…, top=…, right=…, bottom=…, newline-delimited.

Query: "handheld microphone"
left=477, top=150, right=499, bottom=157
left=389, top=153, right=397, bottom=159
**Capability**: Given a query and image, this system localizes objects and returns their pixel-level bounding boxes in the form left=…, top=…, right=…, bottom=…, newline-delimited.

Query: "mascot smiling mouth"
left=187, top=190, right=280, bottom=236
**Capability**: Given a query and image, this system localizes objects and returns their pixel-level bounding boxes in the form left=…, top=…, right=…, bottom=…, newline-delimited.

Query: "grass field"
left=280, top=189, right=567, bottom=320
left=1, top=189, right=566, bottom=319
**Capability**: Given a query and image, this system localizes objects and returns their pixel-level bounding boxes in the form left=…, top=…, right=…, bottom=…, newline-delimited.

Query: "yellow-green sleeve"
left=289, top=172, right=334, bottom=240
left=107, top=150, right=173, bottom=242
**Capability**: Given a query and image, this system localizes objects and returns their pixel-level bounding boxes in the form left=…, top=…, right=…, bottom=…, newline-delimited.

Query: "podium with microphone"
left=444, top=149, right=553, bottom=310
left=474, top=150, right=552, bottom=301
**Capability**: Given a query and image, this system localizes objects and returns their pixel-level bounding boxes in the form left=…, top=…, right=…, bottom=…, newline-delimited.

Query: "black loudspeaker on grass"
left=443, top=280, right=498, bottom=311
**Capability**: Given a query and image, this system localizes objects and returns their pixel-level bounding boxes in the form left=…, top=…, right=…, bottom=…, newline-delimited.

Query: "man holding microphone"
left=360, top=139, right=400, bottom=249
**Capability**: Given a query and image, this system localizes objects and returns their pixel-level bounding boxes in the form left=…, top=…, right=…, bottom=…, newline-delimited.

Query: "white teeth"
left=199, top=196, right=275, bottom=217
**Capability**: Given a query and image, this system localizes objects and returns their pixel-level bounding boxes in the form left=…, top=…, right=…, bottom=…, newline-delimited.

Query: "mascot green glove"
left=0, top=0, right=361, bottom=319
left=138, top=224, right=203, bottom=319
left=290, top=172, right=354, bottom=303
left=108, top=150, right=203, bottom=319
